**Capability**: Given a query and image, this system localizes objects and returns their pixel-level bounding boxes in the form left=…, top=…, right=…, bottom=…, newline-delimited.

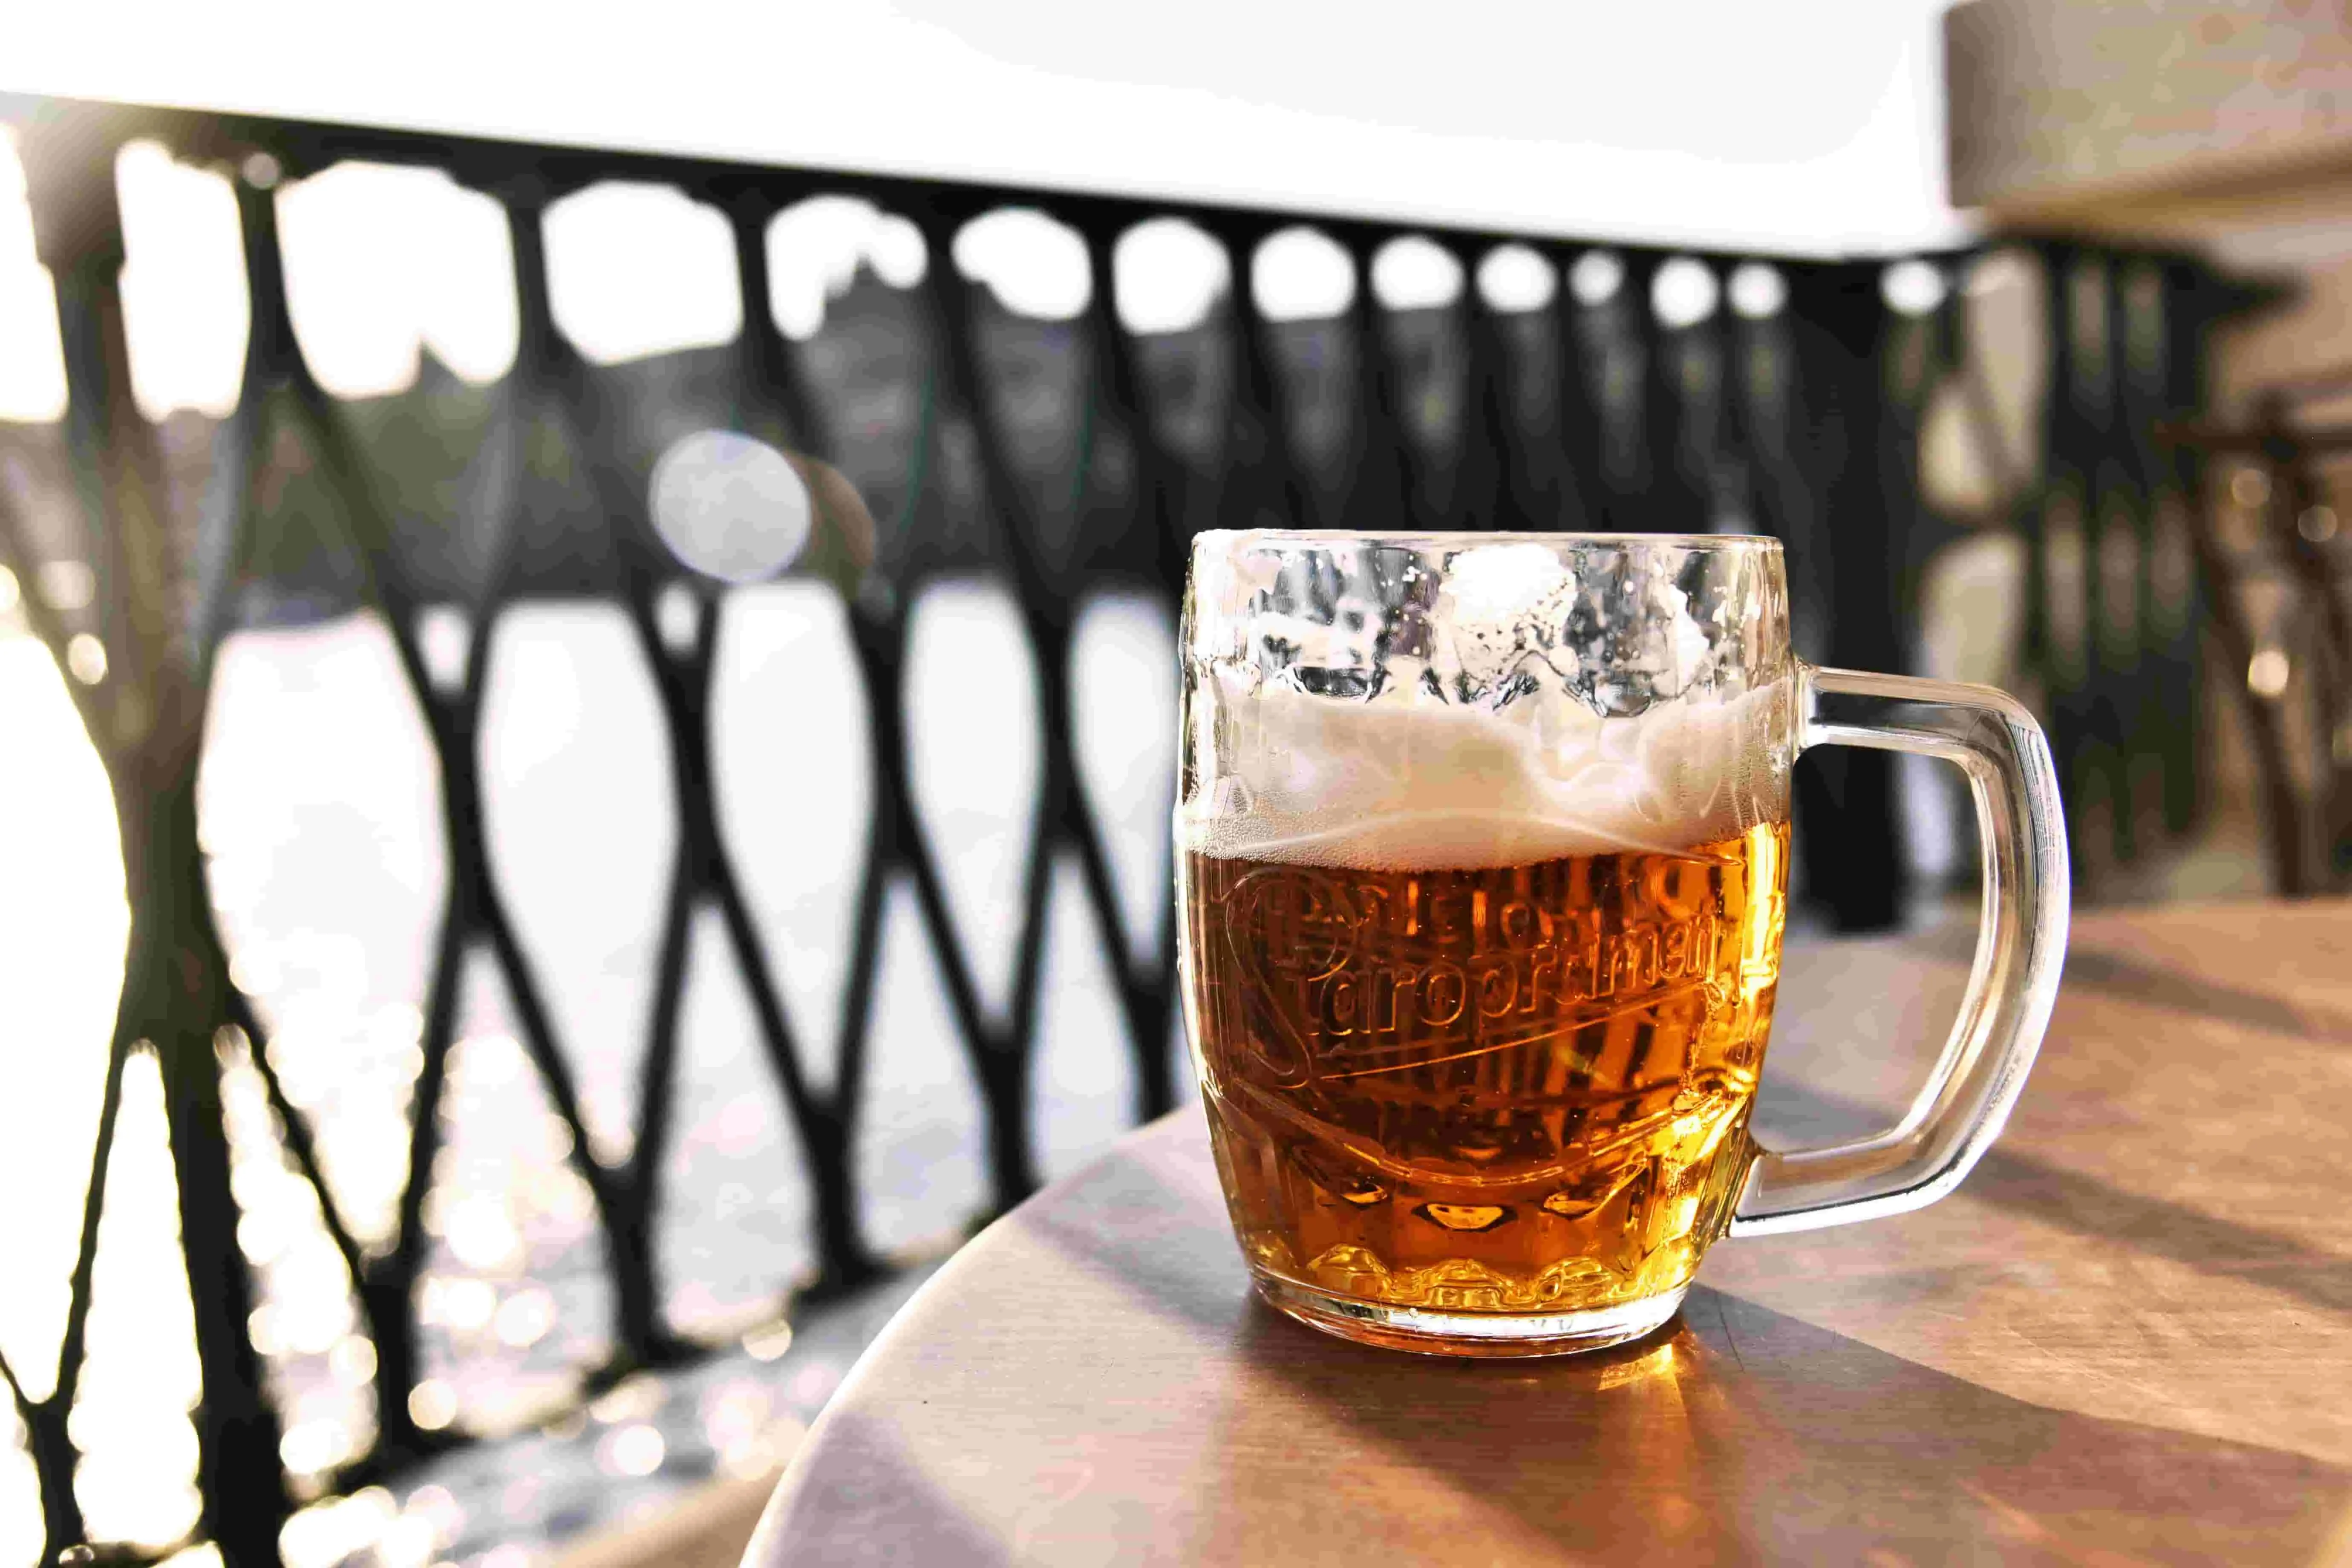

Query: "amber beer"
left=1183, top=821, right=1788, bottom=1323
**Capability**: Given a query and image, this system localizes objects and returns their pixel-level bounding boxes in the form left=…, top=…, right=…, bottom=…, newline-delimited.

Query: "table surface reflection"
left=749, top=900, right=2352, bottom=1565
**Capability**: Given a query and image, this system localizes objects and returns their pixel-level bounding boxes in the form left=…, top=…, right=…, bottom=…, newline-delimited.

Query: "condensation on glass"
left=1178, top=531, right=2070, bottom=1355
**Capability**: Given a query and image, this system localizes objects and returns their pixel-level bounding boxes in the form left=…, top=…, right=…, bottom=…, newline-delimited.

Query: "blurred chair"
left=2162, top=376, right=2352, bottom=895
left=1943, top=0, right=2352, bottom=902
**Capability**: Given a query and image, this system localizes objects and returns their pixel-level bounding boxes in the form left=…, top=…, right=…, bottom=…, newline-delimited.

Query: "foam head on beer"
left=1183, top=538, right=1794, bottom=870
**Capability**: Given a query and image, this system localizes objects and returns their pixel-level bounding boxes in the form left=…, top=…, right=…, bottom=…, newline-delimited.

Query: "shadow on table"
left=756, top=1120, right=2352, bottom=1566
left=1755, top=1077, right=2352, bottom=1321
left=770, top=1246, right=2352, bottom=1568
left=764, top=918, right=2352, bottom=1565
left=994, top=1133, right=2352, bottom=1566
left=1193, top=1286, right=2352, bottom=1565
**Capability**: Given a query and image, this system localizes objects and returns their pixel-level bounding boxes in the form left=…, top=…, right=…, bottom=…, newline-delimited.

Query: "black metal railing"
left=0, top=93, right=2246, bottom=1564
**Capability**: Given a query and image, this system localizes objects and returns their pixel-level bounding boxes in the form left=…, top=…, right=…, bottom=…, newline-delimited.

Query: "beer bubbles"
left=648, top=430, right=813, bottom=584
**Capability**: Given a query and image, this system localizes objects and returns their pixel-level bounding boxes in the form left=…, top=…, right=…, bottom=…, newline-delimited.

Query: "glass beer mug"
left=1176, top=531, right=2067, bottom=1356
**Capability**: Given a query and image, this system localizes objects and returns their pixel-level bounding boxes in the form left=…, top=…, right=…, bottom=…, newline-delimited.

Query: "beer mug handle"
left=1729, top=665, right=2070, bottom=1237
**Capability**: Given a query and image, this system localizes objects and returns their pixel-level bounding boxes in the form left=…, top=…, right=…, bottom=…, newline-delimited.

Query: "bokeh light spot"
left=953, top=208, right=1091, bottom=320
left=2248, top=648, right=2291, bottom=700
left=1882, top=257, right=1947, bottom=317
left=1476, top=244, right=1556, bottom=314
left=1651, top=257, right=1719, bottom=329
left=1569, top=250, right=1624, bottom=308
left=1113, top=218, right=1228, bottom=334
left=649, top=431, right=813, bottom=585
left=1370, top=235, right=1463, bottom=312
left=1729, top=261, right=1787, bottom=320
left=408, top=1378, right=458, bottom=1431
left=601, top=1422, right=666, bottom=1478
left=1253, top=228, right=1355, bottom=322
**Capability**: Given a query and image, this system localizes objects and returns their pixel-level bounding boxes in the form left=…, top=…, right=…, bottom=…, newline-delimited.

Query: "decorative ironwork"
left=0, top=93, right=2242, bottom=1563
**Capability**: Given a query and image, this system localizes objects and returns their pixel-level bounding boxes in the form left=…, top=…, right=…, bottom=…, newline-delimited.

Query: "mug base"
left=1252, top=1274, right=1688, bottom=1358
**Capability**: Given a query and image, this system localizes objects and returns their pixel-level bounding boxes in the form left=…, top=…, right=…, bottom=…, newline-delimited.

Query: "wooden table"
left=749, top=902, right=2352, bottom=1565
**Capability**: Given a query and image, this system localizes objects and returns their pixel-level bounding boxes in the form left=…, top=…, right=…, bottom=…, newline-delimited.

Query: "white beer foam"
left=1186, top=675, right=1792, bottom=870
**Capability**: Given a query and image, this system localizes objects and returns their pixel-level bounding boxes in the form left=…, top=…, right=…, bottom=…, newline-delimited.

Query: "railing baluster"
left=1625, top=252, right=1675, bottom=531
left=2041, top=244, right=2095, bottom=876
left=709, top=189, right=906, bottom=1242
left=1075, top=218, right=1181, bottom=1118
left=193, top=161, right=436, bottom=1463
left=2148, top=264, right=2206, bottom=839
left=1549, top=247, right=1612, bottom=531
left=1720, top=257, right=1784, bottom=544
left=1340, top=229, right=1427, bottom=531
left=222, top=171, right=654, bottom=1465
left=13, top=119, right=294, bottom=1557
left=721, top=184, right=827, bottom=454
left=1447, top=239, right=1525, bottom=531
left=1782, top=262, right=1908, bottom=930
left=2078, top=254, right=2135, bottom=866
left=708, top=184, right=889, bottom=1290
left=1081, top=220, right=1191, bottom=592
left=911, top=201, right=1068, bottom=1205
left=1215, top=218, right=1314, bottom=531
left=2102, top=255, right=2160, bottom=865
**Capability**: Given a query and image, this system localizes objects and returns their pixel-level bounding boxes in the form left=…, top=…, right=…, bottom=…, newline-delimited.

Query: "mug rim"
left=1193, top=527, right=1783, bottom=553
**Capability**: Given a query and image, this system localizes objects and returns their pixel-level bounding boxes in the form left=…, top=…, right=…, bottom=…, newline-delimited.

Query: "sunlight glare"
left=952, top=208, right=1091, bottom=321
left=544, top=182, right=739, bottom=366
left=0, top=128, right=67, bottom=422
left=1570, top=250, right=1624, bottom=308
left=1370, top=235, right=1463, bottom=312
left=1476, top=244, right=1556, bottom=314
left=765, top=196, right=928, bottom=341
left=1113, top=218, right=1228, bottom=335
left=1882, top=256, right=1948, bottom=317
left=115, top=140, right=246, bottom=420
left=1252, top=228, right=1355, bottom=323
left=1, top=1399, right=40, bottom=1568
left=1651, top=256, right=1720, bottom=329
left=0, top=635, right=124, bottom=1404
left=69, top=1053, right=204, bottom=1548
left=278, top=161, right=519, bottom=396
left=199, top=616, right=446, bottom=1249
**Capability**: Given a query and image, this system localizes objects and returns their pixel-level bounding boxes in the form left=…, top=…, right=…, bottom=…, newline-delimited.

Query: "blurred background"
left=2, top=2, right=2347, bottom=1565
